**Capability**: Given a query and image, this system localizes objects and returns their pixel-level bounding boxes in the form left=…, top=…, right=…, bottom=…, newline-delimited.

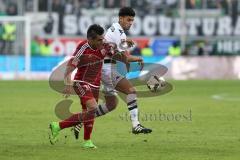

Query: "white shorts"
left=101, top=64, right=124, bottom=96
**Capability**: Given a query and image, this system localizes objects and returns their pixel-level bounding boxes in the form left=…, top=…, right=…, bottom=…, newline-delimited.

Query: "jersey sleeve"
left=69, top=42, right=87, bottom=67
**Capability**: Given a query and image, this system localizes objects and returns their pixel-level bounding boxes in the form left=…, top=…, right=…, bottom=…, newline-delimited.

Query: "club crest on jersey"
left=100, top=49, right=106, bottom=56
left=110, top=26, right=115, bottom=32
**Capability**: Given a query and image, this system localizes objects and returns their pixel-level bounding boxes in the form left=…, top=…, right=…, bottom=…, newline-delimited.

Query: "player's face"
left=91, top=34, right=104, bottom=49
left=120, top=16, right=134, bottom=30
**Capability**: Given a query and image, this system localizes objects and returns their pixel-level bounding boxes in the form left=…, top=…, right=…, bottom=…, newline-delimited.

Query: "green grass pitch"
left=0, top=80, right=240, bottom=160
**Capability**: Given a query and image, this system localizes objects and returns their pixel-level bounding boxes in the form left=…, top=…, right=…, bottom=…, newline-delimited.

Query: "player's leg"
left=83, top=103, right=92, bottom=141
left=49, top=83, right=98, bottom=145
left=101, top=65, right=152, bottom=133
left=115, top=78, right=152, bottom=134
left=74, top=86, right=114, bottom=148
left=81, top=102, right=97, bottom=149
left=49, top=98, right=97, bottom=145
left=100, top=66, right=152, bottom=134
left=72, top=64, right=122, bottom=140
left=73, top=64, right=119, bottom=139
left=96, top=64, right=120, bottom=114
left=81, top=88, right=100, bottom=148
left=73, top=87, right=118, bottom=140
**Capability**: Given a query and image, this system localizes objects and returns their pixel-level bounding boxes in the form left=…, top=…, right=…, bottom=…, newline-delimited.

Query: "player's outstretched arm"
left=63, top=58, right=77, bottom=98
left=64, top=57, right=77, bottom=85
left=112, top=52, right=131, bottom=72
left=127, top=55, right=142, bottom=62
left=126, top=55, right=144, bottom=71
left=112, top=51, right=128, bottom=64
left=125, top=38, right=135, bottom=47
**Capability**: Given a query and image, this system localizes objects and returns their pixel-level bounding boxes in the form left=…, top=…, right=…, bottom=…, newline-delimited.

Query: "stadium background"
left=0, top=1, right=240, bottom=160
left=0, top=0, right=240, bottom=79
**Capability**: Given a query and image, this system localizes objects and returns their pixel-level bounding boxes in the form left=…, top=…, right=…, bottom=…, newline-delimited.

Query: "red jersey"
left=70, top=40, right=114, bottom=88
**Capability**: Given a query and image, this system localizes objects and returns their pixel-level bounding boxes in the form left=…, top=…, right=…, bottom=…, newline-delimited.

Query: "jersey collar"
left=87, top=42, right=97, bottom=51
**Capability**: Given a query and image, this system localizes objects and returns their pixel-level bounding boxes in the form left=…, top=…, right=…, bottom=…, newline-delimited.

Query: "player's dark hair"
left=87, top=24, right=104, bottom=39
left=118, top=7, right=135, bottom=17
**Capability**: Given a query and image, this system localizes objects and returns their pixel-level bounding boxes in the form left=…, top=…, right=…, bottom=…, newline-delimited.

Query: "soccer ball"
left=147, top=75, right=167, bottom=92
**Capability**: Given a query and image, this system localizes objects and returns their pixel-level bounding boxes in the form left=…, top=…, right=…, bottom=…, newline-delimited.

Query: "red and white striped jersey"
left=69, top=40, right=114, bottom=88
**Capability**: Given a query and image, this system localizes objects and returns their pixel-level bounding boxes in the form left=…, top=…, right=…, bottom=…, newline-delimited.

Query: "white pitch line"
left=211, top=93, right=240, bottom=101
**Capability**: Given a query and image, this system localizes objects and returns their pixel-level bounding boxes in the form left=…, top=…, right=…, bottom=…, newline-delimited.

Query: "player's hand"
left=63, top=85, right=72, bottom=98
left=125, top=39, right=135, bottom=48
left=127, top=55, right=144, bottom=71
left=104, top=42, right=117, bottom=55
left=137, top=58, right=144, bottom=71
left=131, top=56, right=144, bottom=70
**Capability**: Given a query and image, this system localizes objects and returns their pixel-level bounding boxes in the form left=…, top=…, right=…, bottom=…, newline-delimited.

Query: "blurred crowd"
left=0, top=0, right=238, bottom=22
left=0, top=0, right=238, bottom=17
left=0, top=0, right=18, bottom=16
left=37, top=0, right=240, bottom=18
left=1, top=0, right=240, bottom=56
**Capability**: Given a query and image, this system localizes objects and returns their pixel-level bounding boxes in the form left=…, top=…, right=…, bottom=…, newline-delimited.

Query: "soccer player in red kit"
left=49, top=24, right=123, bottom=148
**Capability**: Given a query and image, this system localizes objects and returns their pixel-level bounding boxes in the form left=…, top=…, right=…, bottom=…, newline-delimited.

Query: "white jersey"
left=104, top=22, right=127, bottom=59
left=102, top=22, right=127, bottom=94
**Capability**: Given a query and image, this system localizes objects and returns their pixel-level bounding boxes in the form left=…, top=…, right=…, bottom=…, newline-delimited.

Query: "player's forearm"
left=112, top=52, right=142, bottom=63
left=127, top=55, right=142, bottom=62
left=64, top=65, right=75, bottom=85
left=112, top=52, right=128, bottom=64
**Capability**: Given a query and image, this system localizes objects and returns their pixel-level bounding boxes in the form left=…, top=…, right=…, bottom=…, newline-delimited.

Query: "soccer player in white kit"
left=73, top=7, right=152, bottom=140
left=102, top=7, right=152, bottom=134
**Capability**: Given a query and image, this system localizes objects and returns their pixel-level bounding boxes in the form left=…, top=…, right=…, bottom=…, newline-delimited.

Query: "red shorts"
left=73, top=81, right=99, bottom=107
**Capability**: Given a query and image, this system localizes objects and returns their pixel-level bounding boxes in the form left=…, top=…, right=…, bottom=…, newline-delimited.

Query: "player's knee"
left=128, top=87, right=136, bottom=94
left=86, top=99, right=98, bottom=111
left=106, top=97, right=118, bottom=111
left=88, top=105, right=97, bottom=111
